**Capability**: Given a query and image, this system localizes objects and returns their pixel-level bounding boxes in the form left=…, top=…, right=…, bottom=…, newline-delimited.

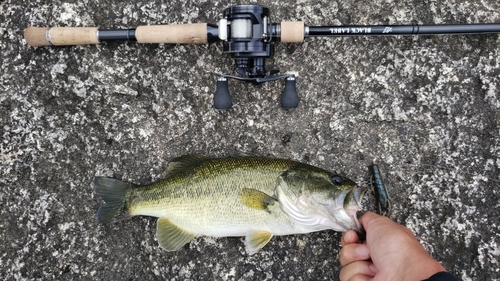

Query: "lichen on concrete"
left=1, top=0, right=499, bottom=280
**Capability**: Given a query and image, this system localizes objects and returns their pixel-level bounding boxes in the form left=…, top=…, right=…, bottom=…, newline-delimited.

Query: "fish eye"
left=331, top=175, right=343, bottom=185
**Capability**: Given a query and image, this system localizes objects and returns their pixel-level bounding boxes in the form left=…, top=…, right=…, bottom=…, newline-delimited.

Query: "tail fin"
left=93, top=176, right=136, bottom=224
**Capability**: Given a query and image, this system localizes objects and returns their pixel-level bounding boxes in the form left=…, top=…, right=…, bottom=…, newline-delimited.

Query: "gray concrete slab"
left=1, top=0, right=499, bottom=280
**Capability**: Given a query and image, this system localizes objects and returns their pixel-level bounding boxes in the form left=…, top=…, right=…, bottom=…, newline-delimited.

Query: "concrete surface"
left=1, top=0, right=499, bottom=280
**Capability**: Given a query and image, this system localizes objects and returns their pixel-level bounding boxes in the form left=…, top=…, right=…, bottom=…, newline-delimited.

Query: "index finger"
left=341, top=230, right=359, bottom=246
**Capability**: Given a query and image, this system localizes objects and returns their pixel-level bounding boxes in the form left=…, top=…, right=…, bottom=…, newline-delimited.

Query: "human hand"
left=339, top=212, right=446, bottom=281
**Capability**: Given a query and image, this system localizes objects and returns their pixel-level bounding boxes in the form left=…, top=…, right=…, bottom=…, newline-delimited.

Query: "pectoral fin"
left=245, top=230, right=273, bottom=254
left=156, top=218, right=195, bottom=251
left=239, top=188, right=278, bottom=212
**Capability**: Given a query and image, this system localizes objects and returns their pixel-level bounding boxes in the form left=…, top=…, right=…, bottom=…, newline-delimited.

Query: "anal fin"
left=245, top=230, right=273, bottom=255
left=156, top=218, right=195, bottom=251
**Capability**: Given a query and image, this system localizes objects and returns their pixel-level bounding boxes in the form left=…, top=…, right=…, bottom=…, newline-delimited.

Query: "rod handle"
left=24, top=27, right=99, bottom=47
left=136, top=23, right=209, bottom=44
left=281, top=21, right=305, bottom=43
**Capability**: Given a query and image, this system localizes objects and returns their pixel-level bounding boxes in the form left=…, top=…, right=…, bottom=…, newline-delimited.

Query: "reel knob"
left=214, top=77, right=232, bottom=109
left=281, top=76, right=299, bottom=108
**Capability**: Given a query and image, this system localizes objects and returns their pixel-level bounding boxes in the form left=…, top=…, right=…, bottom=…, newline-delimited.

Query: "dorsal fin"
left=162, top=154, right=210, bottom=178
left=231, top=151, right=262, bottom=158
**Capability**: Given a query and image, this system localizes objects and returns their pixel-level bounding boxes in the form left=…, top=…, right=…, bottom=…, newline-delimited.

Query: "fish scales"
left=128, top=157, right=296, bottom=235
left=94, top=155, right=366, bottom=254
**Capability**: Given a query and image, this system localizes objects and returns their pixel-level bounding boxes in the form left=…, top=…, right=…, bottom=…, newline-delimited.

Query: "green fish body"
left=93, top=155, right=366, bottom=254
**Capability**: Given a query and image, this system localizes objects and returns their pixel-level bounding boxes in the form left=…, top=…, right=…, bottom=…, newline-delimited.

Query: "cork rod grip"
left=24, top=27, right=100, bottom=47
left=281, top=21, right=305, bottom=43
left=136, top=23, right=208, bottom=44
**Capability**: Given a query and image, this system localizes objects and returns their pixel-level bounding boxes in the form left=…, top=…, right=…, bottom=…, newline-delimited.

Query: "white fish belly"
left=130, top=194, right=303, bottom=237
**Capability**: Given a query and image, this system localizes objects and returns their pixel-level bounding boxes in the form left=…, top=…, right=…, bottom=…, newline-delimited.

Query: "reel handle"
left=24, top=23, right=212, bottom=47
left=213, top=77, right=232, bottom=110
left=281, top=76, right=299, bottom=108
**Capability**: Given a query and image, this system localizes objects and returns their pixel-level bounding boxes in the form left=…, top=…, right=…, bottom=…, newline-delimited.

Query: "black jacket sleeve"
left=423, top=272, right=457, bottom=281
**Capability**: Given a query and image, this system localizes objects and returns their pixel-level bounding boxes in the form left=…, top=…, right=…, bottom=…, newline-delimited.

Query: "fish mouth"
left=354, top=186, right=367, bottom=206
left=344, top=185, right=368, bottom=210
left=348, top=186, right=368, bottom=233
left=329, top=186, right=368, bottom=232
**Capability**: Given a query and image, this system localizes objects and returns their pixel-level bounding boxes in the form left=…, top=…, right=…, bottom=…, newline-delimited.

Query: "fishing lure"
left=370, top=164, right=392, bottom=217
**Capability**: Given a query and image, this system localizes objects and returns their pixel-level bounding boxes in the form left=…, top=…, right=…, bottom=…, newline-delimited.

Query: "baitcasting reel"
left=214, top=5, right=299, bottom=109
left=24, top=4, right=500, bottom=109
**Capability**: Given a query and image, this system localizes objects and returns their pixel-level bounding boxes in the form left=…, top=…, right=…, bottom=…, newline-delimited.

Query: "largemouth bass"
left=93, top=155, right=366, bottom=254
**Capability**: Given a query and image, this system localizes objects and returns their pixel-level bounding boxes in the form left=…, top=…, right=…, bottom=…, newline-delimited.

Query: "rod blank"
left=306, top=23, right=500, bottom=37
left=98, top=29, right=136, bottom=41
left=25, top=22, right=500, bottom=47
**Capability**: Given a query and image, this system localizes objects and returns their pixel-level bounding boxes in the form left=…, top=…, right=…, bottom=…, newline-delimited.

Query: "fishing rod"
left=24, top=4, right=500, bottom=109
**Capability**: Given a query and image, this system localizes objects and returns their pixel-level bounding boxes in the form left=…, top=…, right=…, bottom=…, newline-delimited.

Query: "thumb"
left=359, top=211, right=385, bottom=231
